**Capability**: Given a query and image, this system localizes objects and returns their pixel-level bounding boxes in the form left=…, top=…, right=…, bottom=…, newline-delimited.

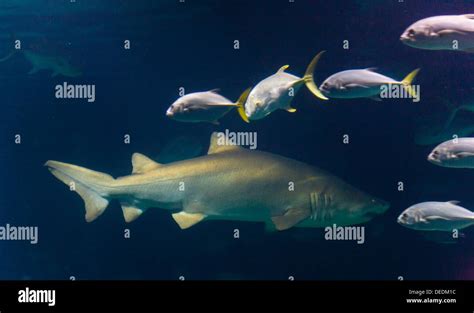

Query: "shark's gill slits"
left=310, top=192, right=333, bottom=222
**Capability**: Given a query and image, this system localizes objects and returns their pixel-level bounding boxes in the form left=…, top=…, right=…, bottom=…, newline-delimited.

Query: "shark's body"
left=46, top=133, right=389, bottom=230
left=0, top=49, right=81, bottom=77
left=23, top=50, right=82, bottom=77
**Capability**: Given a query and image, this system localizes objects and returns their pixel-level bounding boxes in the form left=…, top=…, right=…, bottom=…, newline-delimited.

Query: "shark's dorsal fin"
left=131, top=153, right=162, bottom=174
left=207, top=132, right=245, bottom=154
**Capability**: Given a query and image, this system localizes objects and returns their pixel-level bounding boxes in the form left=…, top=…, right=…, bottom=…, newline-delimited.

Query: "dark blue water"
left=1, top=0, right=474, bottom=280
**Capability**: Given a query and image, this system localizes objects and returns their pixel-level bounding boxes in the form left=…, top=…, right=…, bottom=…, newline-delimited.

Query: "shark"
left=45, top=133, right=389, bottom=231
left=0, top=49, right=82, bottom=77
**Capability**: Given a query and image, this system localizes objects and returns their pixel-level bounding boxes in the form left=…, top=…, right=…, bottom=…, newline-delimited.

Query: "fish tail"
left=235, top=87, right=252, bottom=123
left=303, top=50, right=328, bottom=100
left=401, top=68, right=420, bottom=99
left=45, top=160, right=115, bottom=222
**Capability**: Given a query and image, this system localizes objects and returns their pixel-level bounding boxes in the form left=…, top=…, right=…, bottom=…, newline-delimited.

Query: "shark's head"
left=340, top=191, right=390, bottom=225
left=303, top=176, right=390, bottom=227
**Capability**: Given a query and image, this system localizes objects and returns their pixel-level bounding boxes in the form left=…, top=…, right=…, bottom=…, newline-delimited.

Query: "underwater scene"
left=1, top=0, right=474, bottom=281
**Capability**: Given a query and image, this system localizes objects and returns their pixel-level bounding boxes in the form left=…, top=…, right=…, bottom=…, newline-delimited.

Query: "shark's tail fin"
left=45, top=160, right=115, bottom=222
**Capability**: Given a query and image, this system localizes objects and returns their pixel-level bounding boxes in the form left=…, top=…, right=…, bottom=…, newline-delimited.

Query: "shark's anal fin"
left=271, top=207, right=309, bottom=231
left=121, top=204, right=144, bottom=223
left=132, top=153, right=162, bottom=174
left=172, top=212, right=207, bottom=229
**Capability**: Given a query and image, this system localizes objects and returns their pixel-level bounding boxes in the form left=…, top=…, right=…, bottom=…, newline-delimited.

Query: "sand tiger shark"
left=0, top=49, right=81, bottom=77
left=45, top=133, right=389, bottom=231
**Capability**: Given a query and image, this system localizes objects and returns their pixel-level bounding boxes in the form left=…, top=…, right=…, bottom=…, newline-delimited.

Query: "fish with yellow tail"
left=241, top=51, right=328, bottom=121
left=400, top=14, right=474, bottom=53
left=45, top=133, right=389, bottom=231
left=318, top=68, right=420, bottom=101
left=166, top=87, right=251, bottom=124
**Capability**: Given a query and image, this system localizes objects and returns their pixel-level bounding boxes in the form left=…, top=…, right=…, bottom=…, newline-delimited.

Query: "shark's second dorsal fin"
left=207, top=132, right=245, bottom=154
left=132, top=153, right=162, bottom=174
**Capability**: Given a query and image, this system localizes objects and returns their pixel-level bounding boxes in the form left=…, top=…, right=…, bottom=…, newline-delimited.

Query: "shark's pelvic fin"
left=131, top=153, right=162, bottom=174
left=172, top=212, right=207, bottom=229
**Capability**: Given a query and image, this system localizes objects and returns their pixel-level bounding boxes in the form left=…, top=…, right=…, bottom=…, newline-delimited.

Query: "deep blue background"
left=0, top=0, right=474, bottom=280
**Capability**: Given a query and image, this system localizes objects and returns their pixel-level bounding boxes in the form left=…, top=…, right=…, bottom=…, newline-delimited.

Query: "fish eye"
left=408, top=29, right=415, bottom=36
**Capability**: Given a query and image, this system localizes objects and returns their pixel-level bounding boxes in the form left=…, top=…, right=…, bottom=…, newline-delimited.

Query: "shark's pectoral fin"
left=131, top=153, right=162, bottom=174
left=271, top=208, right=309, bottom=231
left=121, top=204, right=144, bottom=223
left=172, top=211, right=207, bottom=229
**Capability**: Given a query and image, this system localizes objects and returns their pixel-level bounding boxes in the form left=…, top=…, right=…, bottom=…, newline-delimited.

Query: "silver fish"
left=400, top=14, right=474, bottom=52
left=398, top=201, right=474, bottom=231
left=166, top=88, right=250, bottom=124
left=428, top=137, right=474, bottom=168
left=319, top=68, right=419, bottom=100
left=45, top=132, right=389, bottom=231
left=243, top=51, right=327, bottom=121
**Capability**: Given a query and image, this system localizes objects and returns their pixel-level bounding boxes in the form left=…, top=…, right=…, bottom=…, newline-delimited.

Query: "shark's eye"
left=408, top=29, right=415, bottom=37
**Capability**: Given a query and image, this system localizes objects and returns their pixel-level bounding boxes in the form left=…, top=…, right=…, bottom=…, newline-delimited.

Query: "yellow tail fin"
left=235, top=87, right=252, bottom=123
left=401, top=68, right=420, bottom=99
left=303, top=50, right=328, bottom=100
